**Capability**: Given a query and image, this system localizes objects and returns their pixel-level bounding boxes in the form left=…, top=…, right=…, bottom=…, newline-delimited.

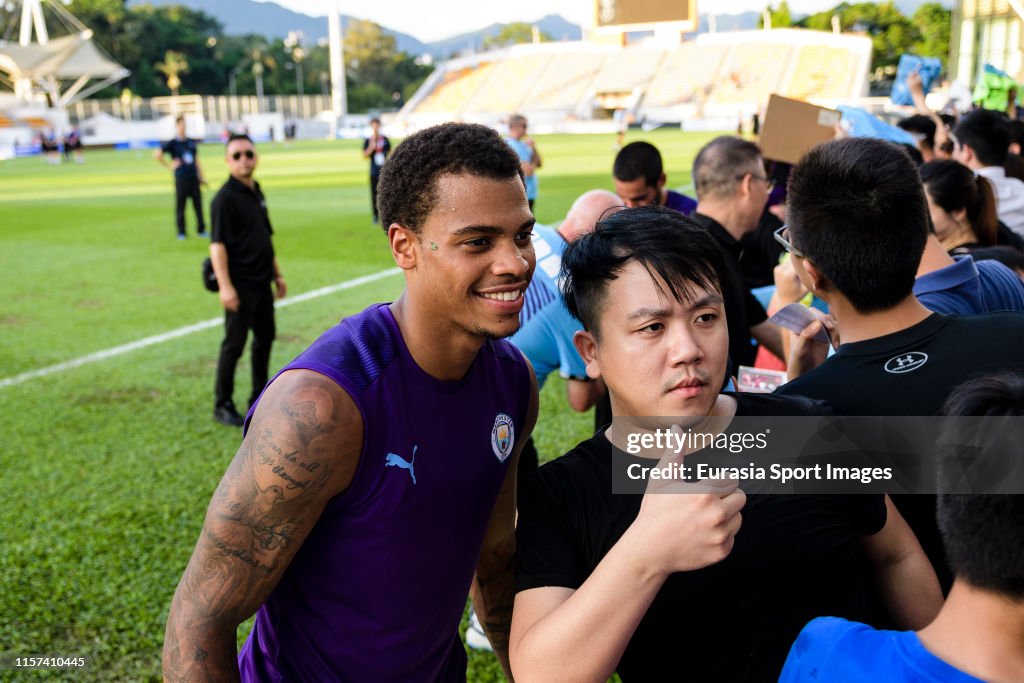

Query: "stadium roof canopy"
left=0, top=33, right=127, bottom=80
left=0, top=0, right=129, bottom=106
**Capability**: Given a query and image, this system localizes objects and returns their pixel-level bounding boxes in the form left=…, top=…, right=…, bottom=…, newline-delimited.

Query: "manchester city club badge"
left=491, top=412, right=515, bottom=463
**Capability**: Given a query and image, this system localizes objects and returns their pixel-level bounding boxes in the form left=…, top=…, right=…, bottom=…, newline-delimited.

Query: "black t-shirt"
left=776, top=312, right=1024, bottom=416
left=211, top=176, right=275, bottom=288
left=363, top=134, right=391, bottom=176
left=161, top=137, right=199, bottom=179
left=516, top=393, right=886, bottom=683
left=739, top=209, right=785, bottom=289
left=692, top=213, right=768, bottom=368
left=776, top=311, right=1024, bottom=590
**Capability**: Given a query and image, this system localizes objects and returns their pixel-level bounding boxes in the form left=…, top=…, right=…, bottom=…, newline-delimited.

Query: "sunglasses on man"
left=231, top=150, right=255, bottom=160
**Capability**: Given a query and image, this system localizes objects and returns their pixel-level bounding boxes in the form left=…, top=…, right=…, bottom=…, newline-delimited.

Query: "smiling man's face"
left=408, top=172, right=536, bottom=343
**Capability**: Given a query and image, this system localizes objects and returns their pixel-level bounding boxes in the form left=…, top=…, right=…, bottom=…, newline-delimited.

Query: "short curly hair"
left=376, top=122, right=524, bottom=233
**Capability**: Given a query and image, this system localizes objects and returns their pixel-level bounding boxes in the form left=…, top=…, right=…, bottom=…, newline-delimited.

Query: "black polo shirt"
left=692, top=213, right=767, bottom=368
left=211, top=176, right=275, bottom=288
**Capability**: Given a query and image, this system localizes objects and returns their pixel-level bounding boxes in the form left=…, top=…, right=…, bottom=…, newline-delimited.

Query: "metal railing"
left=68, top=94, right=334, bottom=123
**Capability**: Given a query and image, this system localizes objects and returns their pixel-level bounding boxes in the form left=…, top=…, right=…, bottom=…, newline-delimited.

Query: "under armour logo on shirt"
left=884, top=352, right=929, bottom=374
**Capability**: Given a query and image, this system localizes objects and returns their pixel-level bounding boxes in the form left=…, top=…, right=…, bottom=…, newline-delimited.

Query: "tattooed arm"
left=162, top=369, right=363, bottom=682
left=470, top=360, right=539, bottom=681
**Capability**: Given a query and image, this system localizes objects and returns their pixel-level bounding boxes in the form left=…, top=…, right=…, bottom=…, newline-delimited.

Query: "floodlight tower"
left=328, top=0, right=348, bottom=139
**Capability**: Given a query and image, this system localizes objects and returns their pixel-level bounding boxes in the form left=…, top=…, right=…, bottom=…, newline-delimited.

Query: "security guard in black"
left=155, top=116, right=206, bottom=237
left=208, top=134, right=285, bottom=427
left=210, top=177, right=275, bottom=287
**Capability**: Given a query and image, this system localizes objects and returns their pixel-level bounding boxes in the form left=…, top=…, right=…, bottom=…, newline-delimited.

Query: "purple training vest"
left=238, top=303, right=530, bottom=682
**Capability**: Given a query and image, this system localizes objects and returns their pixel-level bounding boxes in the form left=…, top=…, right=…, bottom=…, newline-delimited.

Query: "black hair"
left=692, top=136, right=764, bottom=200
left=376, top=123, right=523, bottom=233
left=937, top=373, right=1024, bottom=600
left=787, top=137, right=928, bottom=313
left=226, top=133, right=254, bottom=147
left=1005, top=152, right=1024, bottom=182
left=953, top=108, right=1012, bottom=167
left=1008, top=119, right=1024, bottom=146
left=937, top=113, right=957, bottom=156
left=560, top=205, right=726, bottom=338
left=369, top=117, right=381, bottom=124
left=900, top=143, right=924, bottom=166
left=613, top=141, right=664, bottom=188
left=971, top=245, right=1024, bottom=275
left=920, top=159, right=998, bottom=247
left=897, top=114, right=937, bottom=151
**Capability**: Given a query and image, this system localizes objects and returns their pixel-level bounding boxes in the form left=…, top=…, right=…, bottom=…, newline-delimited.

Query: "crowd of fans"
left=494, top=94, right=1024, bottom=681
left=162, top=90, right=1024, bottom=681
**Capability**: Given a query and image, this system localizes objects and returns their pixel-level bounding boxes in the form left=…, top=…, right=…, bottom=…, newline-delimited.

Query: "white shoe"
left=465, top=612, right=493, bottom=652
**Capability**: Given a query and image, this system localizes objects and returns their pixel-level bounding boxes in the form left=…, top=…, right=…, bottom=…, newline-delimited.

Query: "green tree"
left=343, top=19, right=432, bottom=111
left=65, top=0, right=140, bottom=70
left=911, top=3, right=952, bottom=70
left=760, top=2, right=793, bottom=29
left=345, top=20, right=400, bottom=89
left=799, top=2, right=915, bottom=72
left=482, top=22, right=552, bottom=50
left=1, top=1, right=427, bottom=104
left=120, top=3, right=223, bottom=96
left=155, top=50, right=188, bottom=96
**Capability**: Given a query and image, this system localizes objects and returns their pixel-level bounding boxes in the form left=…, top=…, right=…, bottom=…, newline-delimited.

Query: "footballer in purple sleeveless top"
left=164, top=123, right=539, bottom=682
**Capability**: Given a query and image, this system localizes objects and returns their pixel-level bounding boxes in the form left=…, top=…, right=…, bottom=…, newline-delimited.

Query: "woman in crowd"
left=920, top=159, right=1000, bottom=255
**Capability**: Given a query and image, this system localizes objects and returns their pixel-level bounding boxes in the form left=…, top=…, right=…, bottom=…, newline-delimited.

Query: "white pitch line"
left=0, top=267, right=402, bottom=389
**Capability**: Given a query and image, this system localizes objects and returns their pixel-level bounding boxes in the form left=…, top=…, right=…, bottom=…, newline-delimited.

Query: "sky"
left=259, top=0, right=895, bottom=43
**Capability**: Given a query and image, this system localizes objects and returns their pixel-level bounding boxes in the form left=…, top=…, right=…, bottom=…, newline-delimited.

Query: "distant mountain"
left=127, top=0, right=945, bottom=64
left=427, top=14, right=583, bottom=59
left=126, top=0, right=429, bottom=55
left=695, top=12, right=761, bottom=33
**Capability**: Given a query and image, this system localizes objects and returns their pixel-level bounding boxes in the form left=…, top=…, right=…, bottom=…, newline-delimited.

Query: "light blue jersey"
left=510, top=224, right=587, bottom=388
left=506, top=136, right=538, bottom=200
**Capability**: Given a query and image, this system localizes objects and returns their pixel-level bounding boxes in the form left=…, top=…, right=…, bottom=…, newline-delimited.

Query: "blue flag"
left=890, top=54, right=943, bottom=106
left=835, top=106, right=918, bottom=146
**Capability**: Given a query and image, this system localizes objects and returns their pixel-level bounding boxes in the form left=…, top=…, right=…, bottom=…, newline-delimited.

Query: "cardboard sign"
left=758, top=94, right=841, bottom=165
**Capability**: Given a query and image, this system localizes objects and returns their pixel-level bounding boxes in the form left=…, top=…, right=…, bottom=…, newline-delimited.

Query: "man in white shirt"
left=953, top=108, right=1024, bottom=235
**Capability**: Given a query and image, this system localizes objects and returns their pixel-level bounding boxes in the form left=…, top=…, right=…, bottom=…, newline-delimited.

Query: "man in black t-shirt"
left=155, top=116, right=207, bottom=239
left=509, top=207, right=940, bottom=682
left=775, top=138, right=1024, bottom=589
left=208, top=134, right=286, bottom=427
left=362, top=117, right=391, bottom=225
left=691, top=136, right=784, bottom=369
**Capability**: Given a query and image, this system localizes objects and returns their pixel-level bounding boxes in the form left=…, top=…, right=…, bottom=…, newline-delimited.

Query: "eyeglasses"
left=773, top=225, right=805, bottom=258
left=231, top=150, right=255, bottom=160
left=736, top=173, right=776, bottom=194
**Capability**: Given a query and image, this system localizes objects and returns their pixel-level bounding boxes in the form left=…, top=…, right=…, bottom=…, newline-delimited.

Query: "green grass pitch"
left=0, top=128, right=718, bottom=681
